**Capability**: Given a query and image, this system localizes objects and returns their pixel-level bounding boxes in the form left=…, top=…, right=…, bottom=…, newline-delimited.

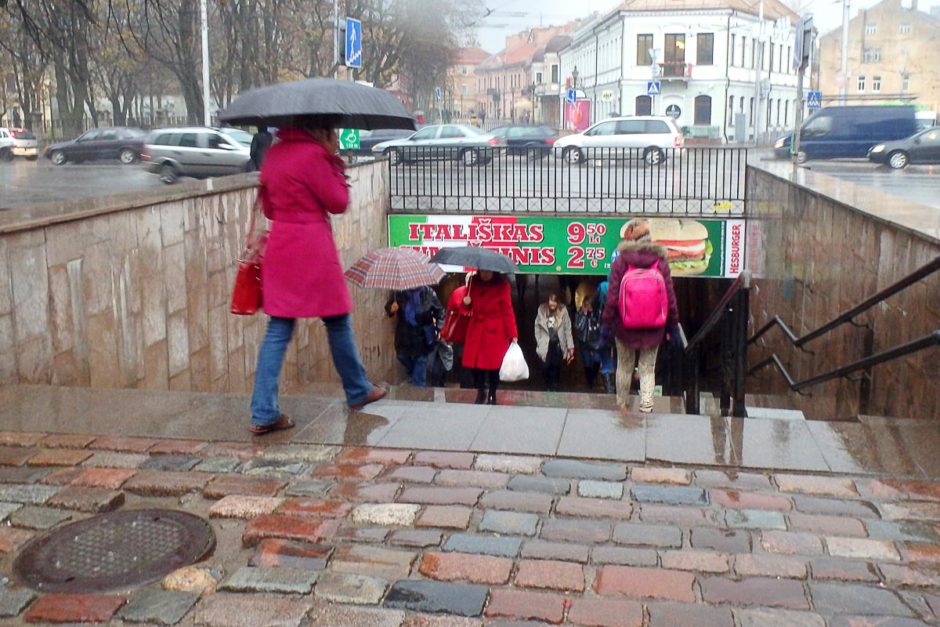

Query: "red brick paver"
left=594, top=566, right=695, bottom=602
left=485, top=589, right=566, bottom=623
left=515, top=558, right=586, bottom=591
left=418, top=551, right=513, bottom=584
left=24, top=594, right=125, bottom=623
left=242, top=514, right=341, bottom=546
left=568, top=598, right=644, bottom=627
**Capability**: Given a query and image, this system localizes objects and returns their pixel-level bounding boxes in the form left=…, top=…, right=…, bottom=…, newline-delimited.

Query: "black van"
left=773, top=105, right=918, bottom=163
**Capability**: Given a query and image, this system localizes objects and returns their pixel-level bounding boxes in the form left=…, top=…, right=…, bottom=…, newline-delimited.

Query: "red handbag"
left=440, top=309, right=470, bottom=343
left=230, top=193, right=267, bottom=316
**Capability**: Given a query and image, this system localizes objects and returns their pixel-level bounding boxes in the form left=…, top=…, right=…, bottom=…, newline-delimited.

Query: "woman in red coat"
left=461, top=271, right=518, bottom=404
left=249, top=123, right=386, bottom=434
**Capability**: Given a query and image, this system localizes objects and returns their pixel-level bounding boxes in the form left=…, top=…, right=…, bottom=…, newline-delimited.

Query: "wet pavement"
left=0, top=383, right=937, bottom=625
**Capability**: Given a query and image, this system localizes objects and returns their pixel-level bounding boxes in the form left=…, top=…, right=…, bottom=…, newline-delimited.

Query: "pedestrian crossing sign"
left=807, top=90, right=822, bottom=109
left=647, top=81, right=661, bottom=96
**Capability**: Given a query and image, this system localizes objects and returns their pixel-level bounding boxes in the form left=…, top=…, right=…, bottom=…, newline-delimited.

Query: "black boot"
left=584, top=367, right=597, bottom=390
left=603, top=373, right=615, bottom=394
left=474, top=388, right=486, bottom=404
left=487, top=390, right=497, bottom=405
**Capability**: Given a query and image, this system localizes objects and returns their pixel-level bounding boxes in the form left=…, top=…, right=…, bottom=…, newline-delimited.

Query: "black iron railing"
left=387, top=146, right=748, bottom=214
left=747, top=257, right=940, bottom=411
left=683, top=270, right=751, bottom=417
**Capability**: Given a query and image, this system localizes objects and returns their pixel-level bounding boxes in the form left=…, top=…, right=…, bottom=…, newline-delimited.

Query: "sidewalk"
left=0, top=384, right=937, bottom=625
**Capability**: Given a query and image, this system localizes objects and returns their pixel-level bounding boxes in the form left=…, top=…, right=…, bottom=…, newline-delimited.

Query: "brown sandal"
left=250, top=414, right=295, bottom=435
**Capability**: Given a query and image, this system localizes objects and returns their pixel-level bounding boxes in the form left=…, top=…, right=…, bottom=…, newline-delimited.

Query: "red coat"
left=462, top=275, right=518, bottom=370
left=259, top=129, right=352, bottom=318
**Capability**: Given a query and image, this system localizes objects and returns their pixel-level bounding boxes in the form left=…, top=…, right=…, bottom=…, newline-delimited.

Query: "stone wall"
left=0, top=163, right=398, bottom=396
left=746, top=164, right=940, bottom=421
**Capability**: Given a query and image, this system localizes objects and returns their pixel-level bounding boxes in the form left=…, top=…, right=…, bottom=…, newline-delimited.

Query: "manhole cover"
left=13, top=509, right=215, bottom=593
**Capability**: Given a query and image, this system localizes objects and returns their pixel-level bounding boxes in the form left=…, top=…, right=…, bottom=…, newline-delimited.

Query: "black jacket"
left=385, top=287, right=444, bottom=357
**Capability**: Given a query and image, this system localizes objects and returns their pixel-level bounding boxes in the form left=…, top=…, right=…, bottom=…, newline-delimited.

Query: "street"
left=2, top=150, right=939, bottom=212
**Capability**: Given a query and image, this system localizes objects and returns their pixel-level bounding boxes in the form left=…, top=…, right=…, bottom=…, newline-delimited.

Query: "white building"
left=558, top=0, right=801, bottom=142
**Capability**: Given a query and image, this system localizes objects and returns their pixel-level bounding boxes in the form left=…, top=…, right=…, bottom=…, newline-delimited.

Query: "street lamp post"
left=200, top=0, right=211, bottom=126
left=572, top=66, right=579, bottom=90
left=839, top=0, right=850, bottom=102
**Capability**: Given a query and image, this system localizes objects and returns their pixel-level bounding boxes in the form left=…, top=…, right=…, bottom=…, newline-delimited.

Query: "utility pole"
left=753, top=0, right=764, bottom=145
left=200, top=0, right=211, bottom=126
left=839, top=0, right=850, bottom=102
left=333, top=0, right=339, bottom=79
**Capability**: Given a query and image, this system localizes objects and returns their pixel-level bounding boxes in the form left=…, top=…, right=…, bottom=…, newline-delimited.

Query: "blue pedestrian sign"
left=566, top=88, right=577, bottom=104
left=345, top=17, right=362, bottom=69
left=807, top=90, right=822, bottom=109
left=435, top=87, right=443, bottom=103
left=647, top=81, right=661, bottom=96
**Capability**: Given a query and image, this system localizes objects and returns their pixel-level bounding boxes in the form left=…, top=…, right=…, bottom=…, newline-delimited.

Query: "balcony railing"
left=660, top=61, right=691, bottom=79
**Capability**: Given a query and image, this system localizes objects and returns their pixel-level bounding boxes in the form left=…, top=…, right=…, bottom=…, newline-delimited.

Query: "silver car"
left=371, top=124, right=500, bottom=166
left=143, top=127, right=251, bottom=184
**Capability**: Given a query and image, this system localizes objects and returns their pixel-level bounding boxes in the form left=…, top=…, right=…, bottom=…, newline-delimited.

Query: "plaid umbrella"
left=345, top=248, right=445, bottom=290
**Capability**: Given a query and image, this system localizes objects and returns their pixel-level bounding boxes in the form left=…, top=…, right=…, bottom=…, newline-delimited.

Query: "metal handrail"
left=748, top=330, right=940, bottom=393
left=749, top=257, right=940, bottom=349
left=685, top=270, right=751, bottom=353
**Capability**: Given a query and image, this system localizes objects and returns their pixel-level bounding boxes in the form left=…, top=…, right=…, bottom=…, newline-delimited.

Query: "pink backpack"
left=619, top=264, right=668, bottom=329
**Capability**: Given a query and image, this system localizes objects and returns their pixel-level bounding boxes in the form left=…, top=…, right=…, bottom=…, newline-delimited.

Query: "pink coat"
left=259, top=129, right=352, bottom=318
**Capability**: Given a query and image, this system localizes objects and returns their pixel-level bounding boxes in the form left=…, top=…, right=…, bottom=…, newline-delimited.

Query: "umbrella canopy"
left=219, top=78, right=417, bottom=131
left=430, top=247, right=517, bottom=275
left=345, top=248, right=445, bottom=290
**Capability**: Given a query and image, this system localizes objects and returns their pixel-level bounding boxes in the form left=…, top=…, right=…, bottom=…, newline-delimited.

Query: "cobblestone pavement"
left=0, top=430, right=938, bottom=626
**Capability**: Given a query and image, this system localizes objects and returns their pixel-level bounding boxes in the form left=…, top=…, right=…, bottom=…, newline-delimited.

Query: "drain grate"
left=13, top=509, right=215, bottom=593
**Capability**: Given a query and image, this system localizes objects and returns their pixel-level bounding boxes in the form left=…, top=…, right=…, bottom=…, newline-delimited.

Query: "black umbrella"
left=430, top=247, right=518, bottom=274
left=218, top=78, right=417, bottom=131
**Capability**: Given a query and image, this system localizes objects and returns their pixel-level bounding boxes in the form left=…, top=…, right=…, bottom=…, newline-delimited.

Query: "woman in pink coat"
left=249, top=123, right=386, bottom=434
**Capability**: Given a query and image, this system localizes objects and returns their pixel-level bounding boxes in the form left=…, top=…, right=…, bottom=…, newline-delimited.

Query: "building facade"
left=447, top=47, right=490, bottom=119
left=818, top=0, right=940, bottom=112
left=558, top=0, right=800, bottom=142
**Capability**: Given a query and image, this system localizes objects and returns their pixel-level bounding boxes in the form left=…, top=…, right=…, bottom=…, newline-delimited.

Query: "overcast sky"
left=475, top=0, right=940, bottom=52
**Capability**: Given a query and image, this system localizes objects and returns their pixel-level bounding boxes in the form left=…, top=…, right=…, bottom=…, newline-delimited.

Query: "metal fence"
left=388, top=147, right=748, bottom=214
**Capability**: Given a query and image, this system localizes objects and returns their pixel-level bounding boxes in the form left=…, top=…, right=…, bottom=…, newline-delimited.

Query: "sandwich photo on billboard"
left=620, top=218, right=712, bottom=276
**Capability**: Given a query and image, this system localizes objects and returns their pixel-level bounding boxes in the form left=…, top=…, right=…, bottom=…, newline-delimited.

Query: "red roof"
left=456, top=47, right=491, bottom=65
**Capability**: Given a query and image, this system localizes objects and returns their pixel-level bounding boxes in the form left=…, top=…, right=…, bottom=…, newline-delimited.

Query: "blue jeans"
left=397, top=353, right=428, bottom=387
left=582, top=348, right=613, bottom=375
left=250, top=315, right=373, bottom=426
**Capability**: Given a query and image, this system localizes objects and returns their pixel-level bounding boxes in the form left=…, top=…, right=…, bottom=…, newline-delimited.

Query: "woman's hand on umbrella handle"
left=463, top=296, right=472, bottom=306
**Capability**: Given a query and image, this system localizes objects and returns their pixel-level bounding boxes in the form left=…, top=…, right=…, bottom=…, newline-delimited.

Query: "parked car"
left=354, top=128, right=414, bottom=156
left=773, top=105, right=918, bottom=164
left=0, top=127, right=39, bottom=161
left=867, top=127, right=940, bottom=169
left=44, top=127, right=146, bottom=165
left=220, top=127, right=255, bottom=148
left=371, top=124, right=500, bottom=165
left=142, top=127, right=251, bottom=184
left=489, top=125, right=558, bottom=158
left=552, top=116, right=684, bottom=165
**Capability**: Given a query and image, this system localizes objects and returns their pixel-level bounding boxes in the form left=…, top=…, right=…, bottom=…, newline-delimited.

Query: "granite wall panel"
left=747, top=166, right=940, bottom=421
left=0, top=163, right=397, bottom=398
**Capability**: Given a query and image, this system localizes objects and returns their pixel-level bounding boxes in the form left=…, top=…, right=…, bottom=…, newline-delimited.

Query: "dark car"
left=354, top=129, right=414, bottom=156
left=867, top=127, right=940, bottom=169
left=489, top=125, right=557, bottom=158
left=44, top=127, right=147, bottom=166
left=773, top=105, right=918, bottom=164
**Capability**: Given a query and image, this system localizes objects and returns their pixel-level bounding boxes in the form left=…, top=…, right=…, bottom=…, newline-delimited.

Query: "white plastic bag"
left=499, top=342, right=529, bottom=382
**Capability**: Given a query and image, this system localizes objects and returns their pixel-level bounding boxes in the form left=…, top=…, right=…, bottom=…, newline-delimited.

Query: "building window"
left=873, top=75, right=881, bottom=92
left=664, top=33, right=686, bottom=76
left=786, top=46, right=791, bottom=73
left=462, top=67, right=469, bottom=75
left=696, top=33, right=714, bottom=65
left=694, top=95, right=712, bottom=125
left=551, top=65, right=559, bottom=83
left=536, top=72, right=543, bottom=84
left=741, top=36, right=748, bottom=68
left=461, top=84, right=468, bottom=97
left=749, top=97, right=754, bottom=123
left=728, top=95, right=735, bottom=125
left=857, top=75, right=866, bottom=91
left=899, top=23, right=911, bottom=34
left=768, top=44, right=774, bottom=72
left=637, top=34, right=653, bottom=65
left=784, top=99, right=788, bottom=125
left=730, top=34, right=736, bottom=66
left=751, top=38, right=756, bottom=68
left=902, top=74, right=910, bottom=91
left=863, top=48, right=881, bottom=63
left=635, top=95, right=652, bottom=115
left=865, top=24, right=877, bottom=35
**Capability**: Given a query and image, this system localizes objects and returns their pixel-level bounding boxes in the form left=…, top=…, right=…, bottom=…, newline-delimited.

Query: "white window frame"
left=857, top=75, right=866, bottom=91
left=872, top=75, right=882, bottom=92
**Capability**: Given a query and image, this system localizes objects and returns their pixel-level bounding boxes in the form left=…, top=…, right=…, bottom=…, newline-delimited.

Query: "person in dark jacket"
left=386, top=286, right=444, bottom=386
left=249, top=128, right=274, bottom=171
left=576, top=296, right=613, bottom=392
left=601, top=219, right=679, bottom=412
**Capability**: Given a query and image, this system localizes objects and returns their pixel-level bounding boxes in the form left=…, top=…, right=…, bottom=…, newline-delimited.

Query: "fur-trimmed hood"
left=616, top=239, right=668, bottom=259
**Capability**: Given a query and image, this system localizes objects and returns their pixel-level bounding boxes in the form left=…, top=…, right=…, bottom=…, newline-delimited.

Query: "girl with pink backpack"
left=600, top=219, right=680, bottom=413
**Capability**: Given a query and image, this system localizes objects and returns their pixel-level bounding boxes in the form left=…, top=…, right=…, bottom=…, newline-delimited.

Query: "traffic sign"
left=434, top=87, right=443, bottom=103
left=647, top=81, right=661, bottom=96
left=339, top=128, right=360, bottom=151
left=665, top=104, right=681, bottom=119
left=566, top=88, right=577, bottom=104
left=807, top=90, right=822, bottom=109
left=345, top=17, right=362, bottom=69
left=601, top=89, right=614, bottom=102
